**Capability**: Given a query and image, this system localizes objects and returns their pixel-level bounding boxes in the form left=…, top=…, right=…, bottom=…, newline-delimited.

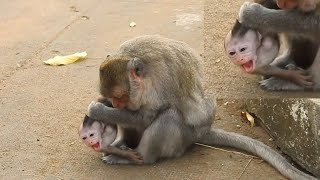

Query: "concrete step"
left=245, top=98, right=320, bottom=177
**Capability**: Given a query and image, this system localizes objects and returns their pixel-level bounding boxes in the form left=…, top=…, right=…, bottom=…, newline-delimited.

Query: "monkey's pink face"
left=104, top=86, right=141, bottom=110
left=225, top=30, right=261, bottom=73
left=276, top=0, right=299, bottom=9
left=79, top=122, right=103, bottom=152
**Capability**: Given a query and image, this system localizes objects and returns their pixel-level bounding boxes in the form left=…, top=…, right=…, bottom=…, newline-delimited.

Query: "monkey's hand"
left=287, top=69, right=314, bottom=88
left=88, top=101, right=111, bottom=120
left=102, top=151, right=143, bottom=165
left=239, top=2, right=269, bottom=28
left=126, top=150, right=144, bottom=165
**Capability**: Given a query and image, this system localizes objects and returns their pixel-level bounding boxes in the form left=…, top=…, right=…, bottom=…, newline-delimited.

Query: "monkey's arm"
left=103, top=145, right=143, bottom=164
left=239, top=2, right=320, bottom=36
left=253, top=65, right=314, bottom=87
left=88, top=101, right=150, bottom=127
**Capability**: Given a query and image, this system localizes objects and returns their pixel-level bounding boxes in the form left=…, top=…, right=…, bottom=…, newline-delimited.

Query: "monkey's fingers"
left=298, top=75, right=315, bottom=87
left=303, top=75, right=314, bottom=81
left=295, top=69, right=310, bottom=76
left=130, top=154, right=144, bottom=165
left=127, top=151, right=144, bottom=164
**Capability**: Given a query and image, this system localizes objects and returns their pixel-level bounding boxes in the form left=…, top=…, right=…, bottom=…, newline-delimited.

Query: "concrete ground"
left=0, top=0, right=291, bottom=179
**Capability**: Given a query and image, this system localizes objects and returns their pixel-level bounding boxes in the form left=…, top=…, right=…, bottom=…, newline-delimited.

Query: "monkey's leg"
left=135, top=109, right=191, bottom=164
left=269, top=50, right=292, bottom=68
left=103, top=109, right=191, bottom=165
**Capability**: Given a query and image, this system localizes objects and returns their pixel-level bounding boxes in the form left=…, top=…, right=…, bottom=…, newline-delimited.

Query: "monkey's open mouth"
left=91, top=143, right=100, bottom=150
left=242, top=60, right=253, bottom=73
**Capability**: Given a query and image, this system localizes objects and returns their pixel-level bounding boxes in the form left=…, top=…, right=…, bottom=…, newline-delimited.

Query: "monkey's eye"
left=89, top=133, right=94, bottom=137
left=229, top=51, right=236, bottom=56
left=82, top=137, right=87, bottom=140
left=240, top=47, right=247, bottom=52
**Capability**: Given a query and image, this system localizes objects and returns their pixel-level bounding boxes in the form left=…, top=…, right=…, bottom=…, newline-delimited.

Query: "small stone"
left=129, top=22, right=136, bottom=27
left=70, top=6, right=79, bottom=12
left=223, top=102, right=229, bottom=106
left=236, top=125, right=241, bottom=128
left=81, top=16, right=89, bottom=20
left=268, top=138, right=273, bottom=141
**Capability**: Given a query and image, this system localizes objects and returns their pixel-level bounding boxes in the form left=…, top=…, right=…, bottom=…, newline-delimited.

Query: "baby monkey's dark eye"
left=229, top=52, right=236, bottom=56
left=90, top=133, right=94, bottom=137
left=240, top=48, right=247, bottom=52
left=82, top=137, right=87, bottom=140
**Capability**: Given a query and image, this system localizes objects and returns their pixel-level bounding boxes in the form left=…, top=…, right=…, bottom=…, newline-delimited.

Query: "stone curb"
left=245, top=98, right=320, bottom=177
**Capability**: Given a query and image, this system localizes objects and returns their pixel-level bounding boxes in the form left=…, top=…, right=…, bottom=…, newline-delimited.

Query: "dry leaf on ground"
left=240, top=111, right=255, bottom=127
left=43, top=52, right=87, bottom=66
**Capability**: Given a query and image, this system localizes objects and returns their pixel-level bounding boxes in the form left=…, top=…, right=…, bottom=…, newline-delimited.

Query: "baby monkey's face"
left=79, top=122, right=104, bottom=152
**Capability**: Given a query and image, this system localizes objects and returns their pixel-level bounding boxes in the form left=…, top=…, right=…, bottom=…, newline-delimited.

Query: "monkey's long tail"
left=198, top=128, right=318, bottom=180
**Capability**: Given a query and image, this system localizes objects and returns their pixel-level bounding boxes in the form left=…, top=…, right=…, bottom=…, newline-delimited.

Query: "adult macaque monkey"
left=238, top=0, right=320, bottom=90
left=87, top=35, right=316, bottom=179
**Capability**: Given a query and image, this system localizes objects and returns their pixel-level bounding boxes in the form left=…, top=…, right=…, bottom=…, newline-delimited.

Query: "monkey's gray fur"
left=239, top=1, right=320, bottom=91
left=88, top=35, right=317, bottom=179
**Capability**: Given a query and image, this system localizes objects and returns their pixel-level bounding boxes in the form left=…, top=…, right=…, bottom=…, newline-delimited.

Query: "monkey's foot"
left=102, top=155, right=132, bottom=165
left=259, top=77, right=303, bottom=91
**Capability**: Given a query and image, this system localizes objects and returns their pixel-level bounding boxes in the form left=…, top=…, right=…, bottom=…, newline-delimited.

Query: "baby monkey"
left=79, top=115, right=143, bottom=164
left=79, top=97, right=143, bottom=165
left=225, top=20, right=280, bottom=74
left=224, top=20, right=313, bottom=89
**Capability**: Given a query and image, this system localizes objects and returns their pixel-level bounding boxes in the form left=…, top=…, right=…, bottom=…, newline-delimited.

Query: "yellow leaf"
left=240, top=111, right=255, bottom=127
left=43, top=51, right=87, bottom=66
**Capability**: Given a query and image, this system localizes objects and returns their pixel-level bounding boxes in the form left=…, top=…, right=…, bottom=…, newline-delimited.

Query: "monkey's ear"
left=236, top=19, right=240, bottom=25
left=83, top=114, right=90, bottom=125
left=128, top=57, right=145, bottom=77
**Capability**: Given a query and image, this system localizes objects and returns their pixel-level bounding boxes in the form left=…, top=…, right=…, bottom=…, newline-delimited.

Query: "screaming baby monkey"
left=79, top=115, right=143, bottom=164
left=224, top=20, right=313, bottom=88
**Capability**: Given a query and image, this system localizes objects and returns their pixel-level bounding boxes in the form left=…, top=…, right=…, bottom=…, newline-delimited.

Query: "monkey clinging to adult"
left=87, top=35, right=316, bottom=179
left=238, top=0, right=320, bottom=91
left=79, top=115, right=143, bottom=165
left=225, top=20, right=280, bottom=74
left=224, top=20, right=314, bottom=90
